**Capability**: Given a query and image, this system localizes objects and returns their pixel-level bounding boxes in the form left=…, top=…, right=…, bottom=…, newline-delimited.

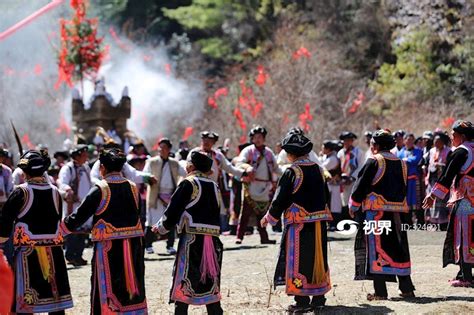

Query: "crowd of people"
left=0, top=119, right=473, bottom=314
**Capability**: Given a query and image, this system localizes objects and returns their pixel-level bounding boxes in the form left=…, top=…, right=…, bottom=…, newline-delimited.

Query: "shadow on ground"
left=314, top=304, right=393, bottom=314
left=390, top=295, right=474, bottom=304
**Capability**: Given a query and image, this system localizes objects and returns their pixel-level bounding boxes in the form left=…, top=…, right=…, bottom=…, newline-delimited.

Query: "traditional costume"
left=337, top=132, right=365, bottom=209
left=61, top=149, right=147, bottom=314
left=228, top=143, right=252, bottom=235
left=90, top=139, right=153, bottom=186
left=188, top=131, right=244, bottom=184
left=0, top=150, right=73, bottom=314
left=57, top=144, right=92, bottom=266
left=264, top=133, right=332, bottom=312
left=188, top=132, right=245, bottom=233
left=391, top=130, right=406, bottom=156
left=235, top=126, right=280, bottom=244
left=0, top=148, right=14, bottom=265
left=321, top=140, right=342, bottom=226
left=427, top=120, right=474, bottom=287
left=277, top=127, right=323, bottom=171
left=0, top=249, right=14, bottom=314
left=154, top=152, right=223, bottom=314
left=426, top=135, right=451, bottom=227
left=350, top=130, right=415, bottom=300
left=0, top=148, right=13, bottom=208
left=143, top=138, right=185, bottom=254
left=397, top=139, right=424, bottom=223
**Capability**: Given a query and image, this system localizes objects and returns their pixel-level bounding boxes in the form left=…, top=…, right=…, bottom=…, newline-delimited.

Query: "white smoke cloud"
left=86, top=39, right=205, bottom=144
left=0, top=0, right=204, bottom=156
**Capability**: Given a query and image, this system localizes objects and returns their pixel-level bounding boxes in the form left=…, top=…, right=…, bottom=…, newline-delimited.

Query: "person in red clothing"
left=0, top=249, right=14, bottom=314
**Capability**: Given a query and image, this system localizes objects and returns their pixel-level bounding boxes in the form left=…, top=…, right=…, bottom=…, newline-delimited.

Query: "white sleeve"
left=218, top=151, right=244, bottom=178
left=122, top=162, right=149, bottom=184
left=235, top=147, right=250, bottom=166
left=322, top=156, right=339, bottom=171
left=5, top=168, right=13, bottom=195
left=309, top=151, right=323, bottom=167
left=178, top=163, right=187, bottom=177
left=143, top=159, right=152, bottom=174
left=277, top=150, right=288, bottom=166
left=58, top=165, right=72, bottom=191
left=12, top=168, right=24, bottom=186
left=90, top=160, right=101, bottom=185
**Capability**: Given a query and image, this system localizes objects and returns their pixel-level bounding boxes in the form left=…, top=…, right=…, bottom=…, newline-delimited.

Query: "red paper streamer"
left=109, top=27, right=131, bottom=52
left=348, top=91, right=366, bottom=114
left=55, top=114, right=71, bottom=135
left=292, top=46, right=311, bottom=60
left=33, top=64, right=43, bottom=76
left=182, top=127, right=194, bottom=140
left=299, top=103, right=313, bottom=132
left=255, top=65, right=268, bottom=87
left=208, top=87, right=229, bottom=109
left=164, top=63, right=172, bottom=75
left=214, top=87, right=228, bottom=99
left=22, top=134, right=35, bottom=149
left=207, top=97, right=217, bottom=109
left=238, top=79, right=263, bottom=117
left=0, top=0, right=65, bottom=41
left=442, top=117, right=455, bottom=128
left=233, top=107, right=247, bottom=131
left=251, top=102, right=264, bottom=118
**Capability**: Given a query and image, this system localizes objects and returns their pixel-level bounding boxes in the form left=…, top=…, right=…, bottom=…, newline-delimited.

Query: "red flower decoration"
left=55, top=0, right=105, bottom=89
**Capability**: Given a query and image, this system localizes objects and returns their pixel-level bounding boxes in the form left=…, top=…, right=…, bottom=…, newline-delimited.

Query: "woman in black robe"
left=153, top=151, right=223, bottom=315
left=261, top=133, right=332, bottom=313
left=0, top=150, right=73, bottom=314
left=61, top=149, right=147, bottom=314
left=349, top=130, right=415, bottom=300
left=423, top=120, right=474, bottom=287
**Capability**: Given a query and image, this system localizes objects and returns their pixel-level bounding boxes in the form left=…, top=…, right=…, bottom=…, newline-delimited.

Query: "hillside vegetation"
left=94, top=0, right=474, bottom=145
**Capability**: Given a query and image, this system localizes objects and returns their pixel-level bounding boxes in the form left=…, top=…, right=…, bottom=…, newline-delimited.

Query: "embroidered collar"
left=292, top=158, right=313, bottom=166
left=188, top=171, right=209, bottom=179
left=26, top=177, right=48, bottom=185
left=104, top=173, right=126, bottom=183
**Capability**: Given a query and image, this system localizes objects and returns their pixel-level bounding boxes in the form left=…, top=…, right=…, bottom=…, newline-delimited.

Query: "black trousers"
left=373, top=275, right=415, bottom=297
left=64, top=233, right=86, bottom=261
left=294, top=295, right=326, bottom=306
left=175, top=301, right=223, bottom=315
left=410, top=209, right=425, bottom=225
left=145, top=227, right=175, bottom=249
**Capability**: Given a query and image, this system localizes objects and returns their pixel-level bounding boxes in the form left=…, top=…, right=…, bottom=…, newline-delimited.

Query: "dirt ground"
left=65, top=229, right=474, bottom=314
